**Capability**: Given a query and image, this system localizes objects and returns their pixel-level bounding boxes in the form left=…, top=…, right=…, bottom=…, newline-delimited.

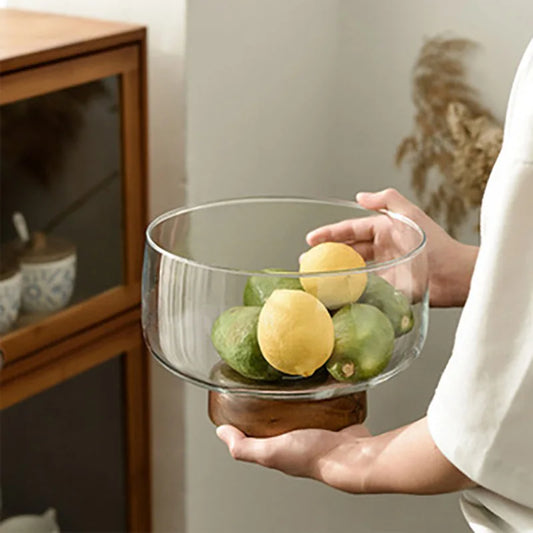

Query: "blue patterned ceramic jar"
left=0, top=261, right=22, bottom=334
left=20, top=232, right=76, bottom=314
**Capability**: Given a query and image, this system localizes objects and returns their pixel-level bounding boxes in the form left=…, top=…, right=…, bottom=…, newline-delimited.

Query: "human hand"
left=306, top=188, right=478, bottom=307
left=217, top=418, right=475, bottom=495
left=216, top=424, right=372, bottom=490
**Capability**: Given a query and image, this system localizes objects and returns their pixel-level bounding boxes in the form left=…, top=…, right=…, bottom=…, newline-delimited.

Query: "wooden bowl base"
left=208, top=390, right=367, bottom=437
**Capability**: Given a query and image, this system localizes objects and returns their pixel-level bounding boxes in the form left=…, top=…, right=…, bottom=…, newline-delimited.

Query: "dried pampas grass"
left=396, top=36, right=503, bottom=236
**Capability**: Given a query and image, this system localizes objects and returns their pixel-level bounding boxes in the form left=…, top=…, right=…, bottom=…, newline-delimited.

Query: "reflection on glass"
left=0, top=77, right=123, bottom=333
left=0, top=357, right=127, bottom=531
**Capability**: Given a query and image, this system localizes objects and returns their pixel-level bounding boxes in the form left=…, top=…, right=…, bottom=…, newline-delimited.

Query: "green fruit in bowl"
left=243, top=269, right=303, bottom=306
left=358, top=274, right=414, bottom=337
left=211, top=306, right=281, bottom=381
left=327, top=303, right=394, bottom=382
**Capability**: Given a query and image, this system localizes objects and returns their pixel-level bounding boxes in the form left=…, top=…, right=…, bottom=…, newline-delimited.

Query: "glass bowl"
left=142, top=197, right=428, bottom=401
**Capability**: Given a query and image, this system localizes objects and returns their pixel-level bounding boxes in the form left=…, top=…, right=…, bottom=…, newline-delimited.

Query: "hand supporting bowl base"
left=208, top=390, right=367, bottom=437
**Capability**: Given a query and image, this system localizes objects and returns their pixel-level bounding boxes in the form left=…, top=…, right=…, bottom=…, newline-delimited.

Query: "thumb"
left=216, top=425, right=246, bottom=452
left=356, top=188, right=411, bottom=214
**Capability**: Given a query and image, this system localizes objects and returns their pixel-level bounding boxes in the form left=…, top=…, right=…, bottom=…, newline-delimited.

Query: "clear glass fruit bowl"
left=142, top=197, right=428, bottom=400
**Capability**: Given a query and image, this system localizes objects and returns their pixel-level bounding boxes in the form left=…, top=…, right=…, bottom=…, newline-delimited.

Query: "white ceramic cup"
left=21, top=253, right=77, bottom=314
left=0, top=270, right=22, bottom=334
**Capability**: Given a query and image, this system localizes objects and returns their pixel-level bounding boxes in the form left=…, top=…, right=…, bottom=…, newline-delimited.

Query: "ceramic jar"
left=0, top=256, right=22, bottom=334
left=20, top=232, right=77, bottom=314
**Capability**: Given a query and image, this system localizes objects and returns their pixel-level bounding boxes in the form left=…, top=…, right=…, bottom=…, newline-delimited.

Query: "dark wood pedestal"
left=208, top=390, right=367, bottom=437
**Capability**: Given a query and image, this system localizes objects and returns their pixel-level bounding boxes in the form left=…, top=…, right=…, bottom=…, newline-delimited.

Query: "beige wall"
left=333, top=0, right=531, bottom=226
left=186, top=0, right=340, bottom=205
left=185, top=1, right=533, bottom=533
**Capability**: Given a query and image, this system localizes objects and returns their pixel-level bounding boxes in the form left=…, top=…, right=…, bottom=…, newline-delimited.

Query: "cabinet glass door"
left=0, top=76, right=123, bottom=334
left=0, top=355, right=127, bottom=532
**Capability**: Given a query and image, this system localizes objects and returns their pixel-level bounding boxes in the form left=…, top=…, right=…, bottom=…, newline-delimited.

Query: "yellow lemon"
left=299, top=242, right=368, bottom=309
left=257, top=289, right=334, bottom=377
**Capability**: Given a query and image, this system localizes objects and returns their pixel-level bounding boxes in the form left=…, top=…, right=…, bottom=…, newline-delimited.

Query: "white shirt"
left=427, top=38, right=533, bottom=533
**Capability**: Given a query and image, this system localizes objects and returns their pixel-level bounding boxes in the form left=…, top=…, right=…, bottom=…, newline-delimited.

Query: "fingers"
left=305, top=190, right=414, bottom=249
left=216, top=425, right=246, bottom=450
left=216, top=425, right=275, bottom=466
left=352, top=241, right=375, bottom=262
left=305, top=190, right=417, bottom=250
left=356, top=188, right=412, bottom=215
left=306, top=219, right=375, bottom=247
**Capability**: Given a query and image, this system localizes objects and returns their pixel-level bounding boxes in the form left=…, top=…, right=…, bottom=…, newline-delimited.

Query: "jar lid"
left=19, top=232, right=76, bottom=264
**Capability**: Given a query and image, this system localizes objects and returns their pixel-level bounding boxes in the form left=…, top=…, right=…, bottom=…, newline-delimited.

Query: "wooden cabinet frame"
left=0, top=310, right=151, bottom=530
left=0, top=11, right=151, bottom=532
left=0, top=42, right=147, bottom=362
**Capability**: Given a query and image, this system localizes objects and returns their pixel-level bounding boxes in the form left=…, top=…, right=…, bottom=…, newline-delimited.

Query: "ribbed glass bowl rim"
left=145, top=196, right=427, bottom=277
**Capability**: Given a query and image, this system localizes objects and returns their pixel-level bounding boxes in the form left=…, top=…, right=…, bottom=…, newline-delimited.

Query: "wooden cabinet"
left=0, top=10, right=150, bottom=531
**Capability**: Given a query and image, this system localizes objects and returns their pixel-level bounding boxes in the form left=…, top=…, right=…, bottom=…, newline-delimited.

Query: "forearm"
left=317, top=418, right=476, bottom=495
left=432, top=244, right=479, bottom=307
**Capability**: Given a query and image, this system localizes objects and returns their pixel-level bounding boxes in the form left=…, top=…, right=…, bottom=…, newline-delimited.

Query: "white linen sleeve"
left=427, top=38, right=533, bottom=508
left=427, top=154, right=533, bottom=508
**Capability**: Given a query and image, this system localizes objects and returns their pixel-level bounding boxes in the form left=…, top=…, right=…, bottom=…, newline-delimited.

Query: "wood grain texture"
left=0, top=283, right=140, bottom=364
left=0, top=30, right=147, bottom=362
left=0, top=8, right=144, bottom=73
left=121, top=65, right=147, bottom=285
left=0, top=308, right=140, bottom=383
left=208, top=391, right=367, bottom=438
left=0, top=13, right=151, bottom=528
left=124, top=338, right=152, bottom=532
left=0, top=320, right=152, bottom=530
left=0, top=45, right=138, bottom=105
left=0, top=318, right=140, bottom=409
left=139, top=32, right=150, bottom=231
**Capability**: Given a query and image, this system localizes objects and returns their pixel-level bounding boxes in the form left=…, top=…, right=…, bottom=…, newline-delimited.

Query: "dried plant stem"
left=396, top=36, right=503, bottom=237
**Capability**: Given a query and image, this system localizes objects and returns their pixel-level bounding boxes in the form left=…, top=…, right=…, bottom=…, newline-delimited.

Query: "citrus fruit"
left=211, top=306, right=281, bottom=381
left=299, top=242, right=368, bottom=309
left=327, top=303, right=394, bottom=382
left=359, top=274, right=414, bottom=337
left=243, top=269, right=303, bottom=306
left=257, top=289, right=334, bottom=377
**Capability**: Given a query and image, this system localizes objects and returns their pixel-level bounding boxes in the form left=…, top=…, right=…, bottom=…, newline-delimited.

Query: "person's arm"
left=218, top=189, right=480, bottom=492
left=428, top=241, right=478, bottom=308
left=307, top=189, right=479, bottom=308
left=318, top=418, right=475, bottom=494
left=217, top=417, right=476, bottom=495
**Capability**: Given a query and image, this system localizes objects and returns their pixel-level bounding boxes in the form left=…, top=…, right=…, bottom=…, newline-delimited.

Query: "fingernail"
left=306, top=232, right=323, bottom=245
